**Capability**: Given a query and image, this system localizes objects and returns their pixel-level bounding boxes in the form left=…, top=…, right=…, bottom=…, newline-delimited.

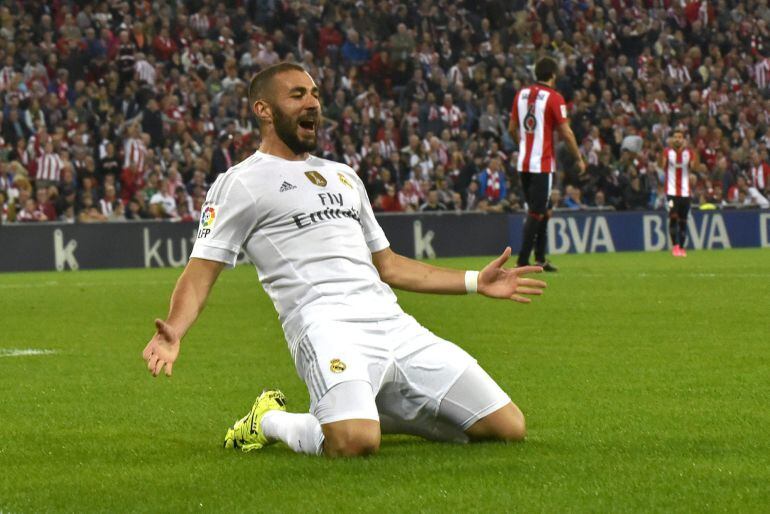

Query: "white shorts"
left=290, top=313, right=511, bottom=434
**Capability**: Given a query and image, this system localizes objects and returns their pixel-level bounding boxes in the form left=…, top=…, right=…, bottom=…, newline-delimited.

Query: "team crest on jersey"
left=330, top=358, right=346, bottom=373
left=337, top=172, right=353, bottom=189
left=304, top=171, right=327, bottom=187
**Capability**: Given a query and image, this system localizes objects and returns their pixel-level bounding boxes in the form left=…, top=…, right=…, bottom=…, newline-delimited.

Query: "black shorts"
left=667, top=195, right=691, bottom=219
left=519, top=172, right=553, bottom=214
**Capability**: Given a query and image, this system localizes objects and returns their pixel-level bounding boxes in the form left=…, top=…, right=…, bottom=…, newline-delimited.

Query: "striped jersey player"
left=658, top=127, right=699, bottom=257
left=142, top=63, right=548, bottom=458
left=509, top=57, right=585, bottom=271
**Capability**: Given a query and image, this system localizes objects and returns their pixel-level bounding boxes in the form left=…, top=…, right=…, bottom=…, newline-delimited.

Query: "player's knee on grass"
left=466, top=403, right=526, bottom=442
left=322, top=419, right=381, bottom=457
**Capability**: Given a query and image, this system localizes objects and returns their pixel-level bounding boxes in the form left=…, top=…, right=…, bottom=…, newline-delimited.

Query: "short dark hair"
left=248, top=62, right=306, bottom=108
left=534, top=57, right=558, bottom=82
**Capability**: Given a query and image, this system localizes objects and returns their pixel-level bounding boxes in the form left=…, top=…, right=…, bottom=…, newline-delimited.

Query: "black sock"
left=534, top=216, right=549, bottom=263
left=669, top=217, right=678, bottom=246
left=518, top=215, right=540, bottom=265
left=678, top=220, right=687, bottom=248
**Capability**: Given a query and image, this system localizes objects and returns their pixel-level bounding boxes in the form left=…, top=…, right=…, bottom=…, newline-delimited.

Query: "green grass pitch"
left=1, top=249, right=769, bottom=512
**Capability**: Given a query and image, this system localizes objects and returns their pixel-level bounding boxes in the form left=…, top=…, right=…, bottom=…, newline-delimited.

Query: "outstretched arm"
left=142, top=257, right=225, bottom=376
left=372, top=246, right=546, bottom=303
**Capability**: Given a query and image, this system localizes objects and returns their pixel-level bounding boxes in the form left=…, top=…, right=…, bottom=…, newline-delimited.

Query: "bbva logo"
left=643, top=214, right=732, bottom=251
left=547, top=216, right=616, bottom=254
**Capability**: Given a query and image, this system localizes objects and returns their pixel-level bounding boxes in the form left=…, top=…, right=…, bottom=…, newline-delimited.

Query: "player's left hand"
left=478, top=247, right=546, bottom=303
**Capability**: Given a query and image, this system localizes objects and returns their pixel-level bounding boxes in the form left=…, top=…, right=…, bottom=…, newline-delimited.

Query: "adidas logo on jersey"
left=279, top=181, right=297, bottom=192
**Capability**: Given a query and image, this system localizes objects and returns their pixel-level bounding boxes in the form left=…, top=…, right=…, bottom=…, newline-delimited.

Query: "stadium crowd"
left=1, top=0, right=770, bottom=224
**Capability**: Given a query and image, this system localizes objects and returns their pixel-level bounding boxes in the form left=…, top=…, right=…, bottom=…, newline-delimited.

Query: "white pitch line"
left=0, top=281, right=60, bottom=289
left=0, top=348, right=58, bottom=358
left=0, top=279, right=168, bottom=290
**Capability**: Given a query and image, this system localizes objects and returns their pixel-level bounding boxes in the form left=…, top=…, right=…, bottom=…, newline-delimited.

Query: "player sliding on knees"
left=142, top=63, right=547, bottom=458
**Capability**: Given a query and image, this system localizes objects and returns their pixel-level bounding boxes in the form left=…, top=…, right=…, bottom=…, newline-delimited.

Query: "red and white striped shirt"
left=439, top=104, right=463, bottom=136
left=189, top=13, right=210, bottom=36
left=123, top=138, right=147, bottom=172
left=662, top=147, right=694, bottom=197
left=750, top=162, right=770, bottom=190
left=654, top=98, right=671, bottom=114
left=377, top=139, right=397, bottom=158
left=667, top=63, right=691, bottom=85
left=754, top=58, right=770, bottom=89
left=36, top=152, right=64, bottom=182
left=512, top=84, right=568, bottom=173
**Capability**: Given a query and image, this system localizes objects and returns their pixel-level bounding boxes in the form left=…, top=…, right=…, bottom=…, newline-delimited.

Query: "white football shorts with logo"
left=290, top=312, right=511, bottom=438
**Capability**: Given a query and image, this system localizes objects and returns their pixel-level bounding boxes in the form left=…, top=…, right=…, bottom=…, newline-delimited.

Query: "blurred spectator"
left=564, top=185, right=586, bottom=210
left=210, top=134, right=235, bottom=179
left=398, top=180, right=420, bottom=212
left=55, top=185, right=77, bottom=219
left=477, top=157, right=507, bottom=204
left=35, top=187, right=57, bottom=220
left=419, top=189, right=447, bottom=212
left=99, top=184, right=121, bottom=218
left=78, top=195, right=107, bottom=223
left=463, top=180, right=482, bottom=211
left=149, top=177, right=177, bottom=219
left=17, top=197, right=47, bottom=222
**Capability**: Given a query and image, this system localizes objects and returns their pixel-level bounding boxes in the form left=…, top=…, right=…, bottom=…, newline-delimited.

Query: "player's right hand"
left=142, top=319, right=180, bottom=377
left=577, top=159, right=587, bottom=176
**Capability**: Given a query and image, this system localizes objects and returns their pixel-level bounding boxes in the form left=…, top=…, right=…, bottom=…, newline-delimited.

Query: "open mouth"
left=298, top=119, right=317, bottom=132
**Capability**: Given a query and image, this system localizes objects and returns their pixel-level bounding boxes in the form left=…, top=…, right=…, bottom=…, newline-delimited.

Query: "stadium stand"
left=1, top=0, right=769, bottom=224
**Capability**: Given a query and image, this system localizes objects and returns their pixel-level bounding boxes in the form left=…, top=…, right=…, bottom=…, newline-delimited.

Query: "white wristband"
left=464, top=270, right=479, bottom=294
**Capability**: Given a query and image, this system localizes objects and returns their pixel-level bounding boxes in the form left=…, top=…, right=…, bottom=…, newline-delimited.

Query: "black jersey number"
left=523, top=104, right=537, bottom=134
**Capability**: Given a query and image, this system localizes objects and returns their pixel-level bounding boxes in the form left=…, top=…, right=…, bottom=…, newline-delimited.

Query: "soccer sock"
left=678, top=220, right=687, bottom=248
left=261, top=411, right=324, bottom=455
left=669, top=217, right=679, bottom=246
left=518, top=213, right=541, bottom=265
left=534, top=215, right=549, bottom=263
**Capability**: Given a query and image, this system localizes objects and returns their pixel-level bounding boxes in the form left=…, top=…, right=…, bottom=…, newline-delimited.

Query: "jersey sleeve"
left=549, top=93, right=568, bottom=125
left=190, top=175, right=258, bottom=268
left=351, top=170, right=389, bottom=253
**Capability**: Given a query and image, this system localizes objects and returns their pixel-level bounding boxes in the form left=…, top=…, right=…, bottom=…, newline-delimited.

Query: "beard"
left=271, top=104, right=318, bottom=154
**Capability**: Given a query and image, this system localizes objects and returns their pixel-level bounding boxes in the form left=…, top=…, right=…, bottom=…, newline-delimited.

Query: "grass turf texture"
left=1, top=249, right=769, bottom=512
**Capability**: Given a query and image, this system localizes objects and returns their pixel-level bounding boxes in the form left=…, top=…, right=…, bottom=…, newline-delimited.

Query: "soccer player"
left=509, top=57, right=585, bottom=272
left=142, top=63, right=547, bottom=457
left=658, top=128, right=698, bottom=257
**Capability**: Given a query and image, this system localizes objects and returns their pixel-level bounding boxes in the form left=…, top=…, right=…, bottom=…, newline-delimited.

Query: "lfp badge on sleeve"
left=198, top=205, right=217, bottom=238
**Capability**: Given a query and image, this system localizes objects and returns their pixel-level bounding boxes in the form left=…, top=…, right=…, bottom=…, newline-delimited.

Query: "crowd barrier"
left=1, top=209, right=768, bottom=272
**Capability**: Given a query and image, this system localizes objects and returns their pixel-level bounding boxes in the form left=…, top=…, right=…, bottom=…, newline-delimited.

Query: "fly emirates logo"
left=292, top=192, right=361, bottom=229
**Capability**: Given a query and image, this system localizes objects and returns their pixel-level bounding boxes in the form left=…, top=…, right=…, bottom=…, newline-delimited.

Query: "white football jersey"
left=190, top=151, right=402, bottom=342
